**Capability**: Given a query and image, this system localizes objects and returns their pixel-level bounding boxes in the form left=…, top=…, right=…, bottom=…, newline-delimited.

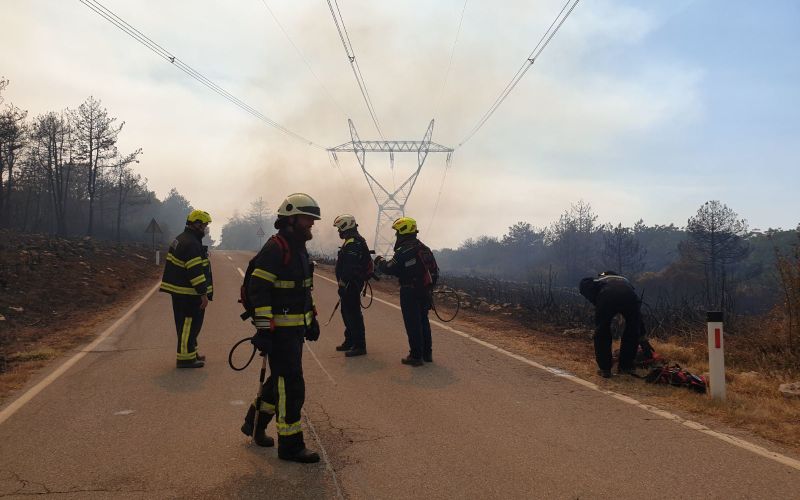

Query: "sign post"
left=144, top=218, right=163, bottom=265
left=256, top=225, right=265, bottom=249
left=706, top=311, right=725, bottom=400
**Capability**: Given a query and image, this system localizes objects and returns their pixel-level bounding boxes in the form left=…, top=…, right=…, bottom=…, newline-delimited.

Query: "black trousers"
left=252, top=329, right=307, bottom=452
left=593, top=286, right=641, bottom=371
left=339, top=285, right=366, bottom=348
left=171, top=294, right=205, bottom=361
left=400, top=286, right=432, bottom=360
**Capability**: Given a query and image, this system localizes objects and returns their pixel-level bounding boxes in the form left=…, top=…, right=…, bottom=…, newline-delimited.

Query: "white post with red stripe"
left=706, top=311, right=726, bottom=400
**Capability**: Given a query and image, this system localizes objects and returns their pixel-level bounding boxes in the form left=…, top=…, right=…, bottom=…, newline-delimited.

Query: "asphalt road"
left=1, top=250, right=799, bottom=499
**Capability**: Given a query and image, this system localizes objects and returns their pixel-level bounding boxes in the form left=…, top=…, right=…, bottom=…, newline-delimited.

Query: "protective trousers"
left=593, top=286, right=641, bottom=371
left=254, top=330, right=307, bottom=454
left=339, top=285, right=365, bottom=349
left=400, top=286, right=432, bottom=360
left=171, top=295, right=205, bottom=361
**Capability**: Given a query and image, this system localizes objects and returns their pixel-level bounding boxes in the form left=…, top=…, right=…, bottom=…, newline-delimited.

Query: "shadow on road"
left=389, top=363, right=459, bottom=389
left=153, top=368, right=209, bottom=393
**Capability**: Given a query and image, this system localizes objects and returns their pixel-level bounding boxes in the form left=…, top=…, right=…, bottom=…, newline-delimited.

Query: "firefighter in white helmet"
left=241, top=193, right=322, bottom=463
left=332, top=214, right=373, bottom=357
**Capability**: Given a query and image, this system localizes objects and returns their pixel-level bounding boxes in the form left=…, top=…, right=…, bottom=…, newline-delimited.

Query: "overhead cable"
left=256, top=0, right=348, bottom=118
left=458, top=0, right=580, bottom=147
left=78, top=0, right=326, bottom=150
left=434, top=0, right=469, bottom=118
left=325, top=0, right=385, bottom=138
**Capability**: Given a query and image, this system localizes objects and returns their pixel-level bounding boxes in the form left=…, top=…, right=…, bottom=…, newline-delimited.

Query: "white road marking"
left=237, top=267, right=244, bottom=276
left=230, top=400, right=246, bottom=406
left=314, top=272, right=800, bottom=472
left=227, top=255, right=233, bottom=261
left=0, top=282, right=161, bottom=426
left=113, top=410, right=135, bottom=416
left=303, top=409, right=344, bottom=500
left=305, top=343, right=337, bottom=386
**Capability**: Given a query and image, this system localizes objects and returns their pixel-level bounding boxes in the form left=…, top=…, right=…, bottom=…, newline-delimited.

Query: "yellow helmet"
left=392, top=216, right=417, bottom=235
left=187, top=210, right=212, bottom=224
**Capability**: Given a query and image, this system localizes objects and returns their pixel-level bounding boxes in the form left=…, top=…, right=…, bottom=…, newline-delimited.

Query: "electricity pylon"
left=328, top=119, right=453, bottom=256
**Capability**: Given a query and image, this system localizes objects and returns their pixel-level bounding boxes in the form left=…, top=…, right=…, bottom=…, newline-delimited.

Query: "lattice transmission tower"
left=328, top=119, right=453, bottom=256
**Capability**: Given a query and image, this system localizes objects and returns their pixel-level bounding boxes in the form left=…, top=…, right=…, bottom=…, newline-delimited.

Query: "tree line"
left=0, top=78, right=194, bottom=243
left=436, top=199, right=800, bottom=315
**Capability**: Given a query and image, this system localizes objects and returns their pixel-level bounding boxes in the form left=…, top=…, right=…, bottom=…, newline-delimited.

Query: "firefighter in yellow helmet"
left=241, top=193, right=322, bottom=463
left=374, top=216, right=439, bottom=366
left=160, top=209, right=214, bottom=368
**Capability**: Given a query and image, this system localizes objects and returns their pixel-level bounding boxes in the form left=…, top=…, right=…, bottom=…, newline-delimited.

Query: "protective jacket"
left=377, top=236, right=425, bottom=287
left=579, top=274, right=632, bottom=305
left=160, top=228, right=213, bottom=297
left=248, top=231, right=315, bottom=331
left=335, top=233, right=371, bottom=288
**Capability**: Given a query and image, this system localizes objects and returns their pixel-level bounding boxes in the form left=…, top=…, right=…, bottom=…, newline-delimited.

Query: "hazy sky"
left=1, top=0, right=798, bottom=251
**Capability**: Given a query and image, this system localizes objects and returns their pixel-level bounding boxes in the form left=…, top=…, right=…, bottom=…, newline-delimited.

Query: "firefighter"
left=333, top=214, right=371, bottom=357
left=579, top=271, right=643, bottom=378
left=160, top=210, right=214, bottom=368
left=240, top=193, right=322, bottom=463
left=374, top=216, right=435, bottom=367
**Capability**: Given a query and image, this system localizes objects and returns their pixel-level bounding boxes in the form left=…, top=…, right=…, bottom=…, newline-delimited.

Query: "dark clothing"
left=400, top=287, right=432, bottom=360
left=171, top=294, right=205, bottom=361
left=252, top=331, right=306, bottom=453
left=335, top=233, right=371, bottom=286
left=162, top=227, right=212, bottom=362
left=340, top=286, right=365, bottom=349
left=335, top=233, right=371, bottom=349
left=377, top=236, right=433, bottom=360
left=580, top=275, right=642, bottom=371
left=244, top=229, right=318, bottom=453
left=248, top=232, right=315, bottom=330
left=160, top=228, right=213, bottom=297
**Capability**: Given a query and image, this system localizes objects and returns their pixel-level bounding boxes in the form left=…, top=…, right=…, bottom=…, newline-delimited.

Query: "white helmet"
left=333, top=214, right=357, bottom=232
left=276, top=193, right=321, bottom=220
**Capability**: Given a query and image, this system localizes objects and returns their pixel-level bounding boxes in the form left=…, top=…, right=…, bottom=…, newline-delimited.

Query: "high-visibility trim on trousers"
left=276, top=376, right=302, bottom=436
left=253, top=398, right=276, bottom=414
left=180, top=317, right=192, bottom=357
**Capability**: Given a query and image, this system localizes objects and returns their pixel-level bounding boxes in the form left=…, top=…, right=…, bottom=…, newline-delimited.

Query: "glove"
left=305, top=318, right=321, bottom=342
left=251, top=328, right=273, bottom=354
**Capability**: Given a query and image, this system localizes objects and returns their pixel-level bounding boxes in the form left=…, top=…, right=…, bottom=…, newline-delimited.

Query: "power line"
left=325, top=0, right=385, bottom=138
left=426, top=152, right=454, bottom=235
left=458, top=0, right=580, bottom=147
left=256, top=0, right=348, bottom=118
left=434, top=0, right=469, bottom=118
left=78, top=0, right=326, bottom=150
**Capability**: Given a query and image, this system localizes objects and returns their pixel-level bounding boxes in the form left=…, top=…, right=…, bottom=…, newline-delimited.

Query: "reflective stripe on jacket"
left=160, top=228, right=213, bottom=296
left=248, top=232, right=314, bottom=330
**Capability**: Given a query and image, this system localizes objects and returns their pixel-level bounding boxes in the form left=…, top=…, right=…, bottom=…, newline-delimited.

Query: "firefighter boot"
left=240, top=406, right=275, bottom=447
left=278, top=434, right=320, bottom=463
left=176, top=358, right=204, bottom=368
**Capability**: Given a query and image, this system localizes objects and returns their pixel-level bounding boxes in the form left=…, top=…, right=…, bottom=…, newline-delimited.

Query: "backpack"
left=416, top=242, right=439, bottom=289
left=644, top=364, right=707, bottom=394
left=239, top=235, right=290, bottom=320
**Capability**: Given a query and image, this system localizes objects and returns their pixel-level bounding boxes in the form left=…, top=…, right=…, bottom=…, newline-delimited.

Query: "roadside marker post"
left=144, top=218, right=163, bottom=266
left=707, top=311, right=726, bottom=400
